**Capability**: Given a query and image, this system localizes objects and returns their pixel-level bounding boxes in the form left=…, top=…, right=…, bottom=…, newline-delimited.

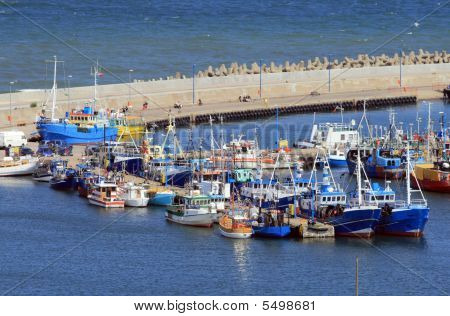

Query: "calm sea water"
left=1, top=102, right=449, bottom=295
left=0, top=0, right=449, bottom=92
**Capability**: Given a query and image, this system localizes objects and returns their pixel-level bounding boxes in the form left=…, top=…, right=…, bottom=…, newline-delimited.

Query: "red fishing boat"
left=412, top=162, right=450, bottom=193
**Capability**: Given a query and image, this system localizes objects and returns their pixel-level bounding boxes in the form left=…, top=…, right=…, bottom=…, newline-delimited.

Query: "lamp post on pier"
left=328, top=54, right=333, bottom=93
left=259, top=59, right=262, bottom=99
left=128, top=69, right=134, bottom=106
left=67, top=75, right=72, bottom=112
left=9, top=81, right=15, bottom=126
left=192, top=64, right=196, bottom=105
left=399, top=50, right=402, bottom=88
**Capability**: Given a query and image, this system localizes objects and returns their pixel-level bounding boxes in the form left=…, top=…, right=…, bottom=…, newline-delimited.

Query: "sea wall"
left=0, top=60, right=449, bottom=129
left=162, top=49, right=449, bottom=80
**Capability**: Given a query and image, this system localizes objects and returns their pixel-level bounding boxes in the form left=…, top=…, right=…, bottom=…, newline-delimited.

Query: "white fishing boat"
left=119, top=182, right=150, bottom=207
left=88, top=182, right=125, bottom=208
left=309, top=121, right=359, bottom=167
left=165, top=193, right=218, bottom=227
left=0, top=155, right=39, bottom=176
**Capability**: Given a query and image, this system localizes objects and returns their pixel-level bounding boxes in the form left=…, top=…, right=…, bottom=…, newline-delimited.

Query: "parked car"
left=37, top=140, right=73, bottom=157
left=85, top=144, right=100, bottom=156
left=36, top=143, right=54, bottom=157
left=19, top=146, right=34, bottom=156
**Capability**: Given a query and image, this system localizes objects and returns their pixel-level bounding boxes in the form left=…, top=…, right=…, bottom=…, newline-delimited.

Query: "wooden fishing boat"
left=219, top=213, right=252, bottom=239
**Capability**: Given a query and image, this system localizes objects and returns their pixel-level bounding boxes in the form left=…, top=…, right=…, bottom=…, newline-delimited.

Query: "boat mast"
left=356, top=135, right=362, bottom=206
left=427, top=102, right=431, bottom=162
left=93, top=60, right=98, bottom=111
left=440, top=112, right=447, bottom=161
left=406, top=141, right=411, bottom=206
left=209, top=115, right=215, bottom=159
left=50, top=56, right=58, bottom=121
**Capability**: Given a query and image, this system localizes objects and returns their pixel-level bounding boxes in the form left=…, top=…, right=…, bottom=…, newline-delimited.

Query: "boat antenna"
left=426, top=102, right=431, bottom=162
left=209, top=115, right=215, bottom=158
left=357, top=100, right=373, bottom=141
left=406, top=141, right=411, bottom=206
left=356, top=134, right=363, bottom=206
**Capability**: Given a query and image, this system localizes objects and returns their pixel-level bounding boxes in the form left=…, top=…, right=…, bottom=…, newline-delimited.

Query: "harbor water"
left=1, top=101, right=449, bottom=295
left=1, top=0, right=449, bottom=91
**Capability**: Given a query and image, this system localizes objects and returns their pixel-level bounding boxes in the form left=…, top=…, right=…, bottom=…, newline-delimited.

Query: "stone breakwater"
left=142, top=50, right=449, bottom=81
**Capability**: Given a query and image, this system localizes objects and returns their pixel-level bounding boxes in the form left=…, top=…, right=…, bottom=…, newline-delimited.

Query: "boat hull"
left=328, top=156, right=348, bottom=168
left=376, top=206, right=429, bottom=237
left=32, top=175, right=52, bottom=182
left=50, top=178, right=74, bottom=191
left=252, top=225, right=291, bottom=238
left=411, top=178, right=450, bottom=193
left=112, top=156, right=143, bottom=175
left=347, top=159, right=405, bottom=179
left=88, top=198, right=125, bottom=208
left=165, top=211, right=213, bottom=227
left=0, top=160, right=38, bottom=176
left=37, top=123, right=117, bottom=145
left=326, top=208, right=381, bottom=238
left=219, top=227, right=252, bottom=239
left=149, top=192, right=175, bottom=206
left=163, top=170, right=192, bottom=187
left=124, top=198, right=150, bottom=207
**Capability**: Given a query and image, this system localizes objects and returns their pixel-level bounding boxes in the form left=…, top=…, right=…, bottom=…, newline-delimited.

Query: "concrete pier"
left=0, top=61, right=448, bottom=134
left=284, top=217, right=335, bottom=238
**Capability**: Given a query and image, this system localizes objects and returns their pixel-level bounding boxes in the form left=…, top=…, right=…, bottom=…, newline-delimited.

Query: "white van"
left=0, top=131, right=28, bottom=148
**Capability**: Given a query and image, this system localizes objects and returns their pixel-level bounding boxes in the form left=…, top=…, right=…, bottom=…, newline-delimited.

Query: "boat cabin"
left=362, top=181, right=395, bottom=206
left=372, top=149, right=402, bottom=167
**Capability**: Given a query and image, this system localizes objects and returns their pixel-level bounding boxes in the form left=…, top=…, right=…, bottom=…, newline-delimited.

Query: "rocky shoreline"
left=138, top=49, right=449, bottom=81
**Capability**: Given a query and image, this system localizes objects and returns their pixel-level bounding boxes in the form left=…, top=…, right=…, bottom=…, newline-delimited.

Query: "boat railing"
left=394, top=200, right=407, bottom=208
left=410, top=199, right=428, bottom=206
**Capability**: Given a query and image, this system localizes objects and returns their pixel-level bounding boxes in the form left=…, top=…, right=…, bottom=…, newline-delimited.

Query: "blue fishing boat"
left=300, top=155, right=381, bottom=237
left=50, top=162, right=76, bottom=191
left=147, top=188, right=175, bottom=206
left=240, top=162, right=308, bottom=210
left=370, top=146, right=429, bottom=237
left=37, top=107, right=118, bottom=145
left=347, top=147, right=405, bottom=180
left=36, top=57, right=117, bottom=145
left=148, top=158, right=192, bottom=187
left=252, top=210, right=291, bottom=238
left=327, top=149, right=348, bottom=167
left=240, top=178, right=295, bottom=209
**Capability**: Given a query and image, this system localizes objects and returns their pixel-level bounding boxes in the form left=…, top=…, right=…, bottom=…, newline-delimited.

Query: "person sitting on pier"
left=198, top=98, right=203, bottom=106
left=277, top=210, right=284, bottom=227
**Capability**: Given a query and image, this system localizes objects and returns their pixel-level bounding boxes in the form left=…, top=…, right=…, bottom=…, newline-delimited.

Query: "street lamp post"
left=259, top=59, right=262, bottom=99
left=9, top=81, right=14, bottom=126
left=328, top=54, right=333, bottom=93
left=128, top=69, right=134, bottom=105
left=67, top=75, right=72, bottom=112
left=192, top=64, right=195, bottom=105
left=399, top=51, right=402, bottom=88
